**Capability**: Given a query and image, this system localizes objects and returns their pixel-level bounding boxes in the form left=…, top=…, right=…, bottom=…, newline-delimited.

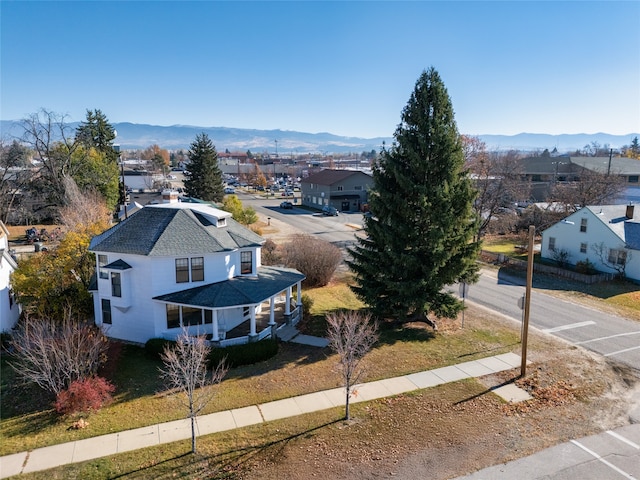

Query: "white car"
left=224, top=187, right=235, bottom=194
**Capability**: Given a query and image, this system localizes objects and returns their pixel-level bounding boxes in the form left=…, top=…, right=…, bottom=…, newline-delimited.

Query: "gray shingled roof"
left=104, top=259, right=132, bottom=270
left=585, top=205, right=640, bottom=249
left=153, top=266, right=306, bottom=308
left=90, top=206, right=264, bottom=256
left=301, top=169, right=371, bottom=186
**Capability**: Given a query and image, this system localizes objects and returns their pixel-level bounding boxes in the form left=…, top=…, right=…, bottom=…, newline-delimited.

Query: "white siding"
left=541, top=208, right=640, bottom=281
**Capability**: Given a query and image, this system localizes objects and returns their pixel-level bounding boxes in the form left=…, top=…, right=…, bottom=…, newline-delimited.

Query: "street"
left=461, top=269, right=640, bottom=373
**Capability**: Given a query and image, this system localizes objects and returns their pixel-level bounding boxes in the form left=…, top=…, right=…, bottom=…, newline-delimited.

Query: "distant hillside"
left=1, top=120, right=637, bottom=154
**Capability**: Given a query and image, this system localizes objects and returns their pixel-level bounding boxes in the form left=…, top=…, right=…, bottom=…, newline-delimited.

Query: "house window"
left=241, top=251, right=253, bottom=274
left=204, top=310, right=213, bottom=324
left=182, top=306, right=202, bottom=326
left=101, top=299, right=112, bottom=324
left=580, top=243, right=587, bottom=254
left=548, top=237, right=556, bottom=252
left=166, top=304, right=180, bottom=329
left=337, top=185, right=344, bottom=191
left=608, top=249, right=627, bottom=266
left=111, top=272, right=121, bottom=298
left=580, top=218, right=588, bottom=233
left=629, top=175, right=639, bottom=183
left=354, top=185, right=362, bottom=191
left=176, top=258, right=189, bottom=283
left=191, top=257, right=204, bottom=282
left=98, top=255, right=109, bottom=279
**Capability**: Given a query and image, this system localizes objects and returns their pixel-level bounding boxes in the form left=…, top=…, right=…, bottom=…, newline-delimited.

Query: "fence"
left=480, top=250, right=615, bottom=284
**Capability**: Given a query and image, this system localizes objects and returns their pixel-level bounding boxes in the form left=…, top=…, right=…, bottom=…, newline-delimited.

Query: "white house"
left=89, top=202, right=305, bottom=346
left=540, top=204, right=640, bottom=282
left=0, top=221, right=20, bottom=332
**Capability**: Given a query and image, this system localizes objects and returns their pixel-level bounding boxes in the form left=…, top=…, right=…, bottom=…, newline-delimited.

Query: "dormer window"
left=217, top=217, right=226, bottom=227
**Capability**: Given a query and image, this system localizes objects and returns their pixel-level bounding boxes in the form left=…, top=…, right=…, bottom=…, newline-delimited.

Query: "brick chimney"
left=626, top=204, right=635, bottom=219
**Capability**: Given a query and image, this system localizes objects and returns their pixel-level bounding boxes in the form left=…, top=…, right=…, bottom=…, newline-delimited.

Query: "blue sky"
left=1, top=1, right=639, bottom=138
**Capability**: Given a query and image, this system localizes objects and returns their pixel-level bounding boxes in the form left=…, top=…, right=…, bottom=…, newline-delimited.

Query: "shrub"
left=145, top=338, right=176, bottom=359
left=261, top=238, right=282, bottom=265
left=208, top=339, right=278, bottom=369
left=301, top=293, right=314, bottom=322
left=575, top=259, right=596, bottom=275
left=54, top=376, right=115, bottom=415
left=281, top=234, right=342, bottom=287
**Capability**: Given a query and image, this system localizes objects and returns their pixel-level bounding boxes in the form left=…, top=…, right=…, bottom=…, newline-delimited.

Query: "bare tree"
left=326, top=311, right=378, bottom=421
left=160, top=330, right=228, bottom=454
left=0, top=140, right=32, bottom=224
left=9, top=313, right=109, bottom=396
left=58, top=176, right=112, bottom=231
left=463, top=136, right=527, bottom=239
left=591, top=242, right=632, bottom=279
left=281, top=234, right=343, bottom=287
left=551, top=167, right=626, bottom=213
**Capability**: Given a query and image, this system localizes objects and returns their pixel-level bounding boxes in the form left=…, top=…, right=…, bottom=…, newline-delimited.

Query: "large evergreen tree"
left=75, top=109, right=118, bottom=163
left=183, top=133, right=224, bottom=202
left=347, top=67, right=480, bottom=324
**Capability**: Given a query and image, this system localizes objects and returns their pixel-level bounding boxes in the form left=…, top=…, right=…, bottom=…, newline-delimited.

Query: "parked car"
left=322, top=205, right=338, bottom=216
left=280, top=201, right=293, bottom=209
left=281, top=190, right=294, bottom=197
left=224, top=186, right=235, bottom=194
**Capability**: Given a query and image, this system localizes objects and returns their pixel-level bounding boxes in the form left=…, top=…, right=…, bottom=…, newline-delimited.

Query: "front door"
left=341, top=201, right=350, bottom=211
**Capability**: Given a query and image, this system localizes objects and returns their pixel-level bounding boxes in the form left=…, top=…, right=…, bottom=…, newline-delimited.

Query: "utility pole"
left=520, top=225, right=535, bottom=377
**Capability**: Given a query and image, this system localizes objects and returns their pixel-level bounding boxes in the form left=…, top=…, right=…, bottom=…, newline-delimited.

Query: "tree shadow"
left=453, top=375, right=520, bottom=405
left=108, top=419, right=341, bottom=479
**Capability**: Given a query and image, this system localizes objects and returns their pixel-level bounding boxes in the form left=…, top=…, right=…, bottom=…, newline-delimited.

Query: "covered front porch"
left=154, top=266, right=305, bottom=347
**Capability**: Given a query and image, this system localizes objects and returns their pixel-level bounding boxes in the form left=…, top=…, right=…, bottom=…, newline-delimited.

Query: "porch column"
left=269, top=297, right=276, bottom=325
left=249, top=306, right=257, bottom=336
left=297, top=281, right=303, bottom=307
left=285, top=287, right=292, bottom=315
left=212, top=310, right=219, bottom=341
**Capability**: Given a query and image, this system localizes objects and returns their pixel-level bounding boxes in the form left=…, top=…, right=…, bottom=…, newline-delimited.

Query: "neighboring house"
left=0, top=221, right=20, bottom=332
left=89, top=202, right=305, bottom=346
left=517, top=156, right=640, bottom=202
left=541, top=204, right=640, bottom=282
left=301, top=169, right=373, bottom=212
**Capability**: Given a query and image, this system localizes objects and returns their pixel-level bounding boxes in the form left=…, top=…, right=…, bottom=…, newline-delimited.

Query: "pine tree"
left=347, top=67, right=480, bottom=324
left=75, top=109, right=118, bottom=163
left=184, top=133, right=224, bottom=202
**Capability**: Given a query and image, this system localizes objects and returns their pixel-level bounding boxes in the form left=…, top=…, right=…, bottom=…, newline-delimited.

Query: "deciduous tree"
left=222, top=194, right=258, bottom=225
left=0, top=140, right=32, bottom=223
left=160, top=330, right=228, bottom=454
left=282, top=234, right=342, bottom=287
left=348, top=67, right=480, bottom=325
left=327, top=311, right=378, bottom=421
left=9, top=313, right=109, bottom=397
left=183, top=133, right=224, bottom=202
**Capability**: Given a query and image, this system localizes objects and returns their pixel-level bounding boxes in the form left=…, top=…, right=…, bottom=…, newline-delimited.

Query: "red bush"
left=54, top=376, right=115, bottom=415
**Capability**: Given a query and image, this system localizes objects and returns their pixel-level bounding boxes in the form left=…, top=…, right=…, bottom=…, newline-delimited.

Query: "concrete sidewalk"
left=0, top=352, right=526, bottom=479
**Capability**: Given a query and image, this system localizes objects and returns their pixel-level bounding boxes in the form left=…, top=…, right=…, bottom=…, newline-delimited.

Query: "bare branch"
left=160, top=329, right=228, bottom=453
left=327, top=311, right=378, bottom=420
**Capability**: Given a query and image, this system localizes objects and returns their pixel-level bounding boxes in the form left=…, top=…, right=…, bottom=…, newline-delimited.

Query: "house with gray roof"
left=301, top=169, right=373, bottom=212
left=89, top=202, right=305, bottom=346
left=517, top=156, right=640, bottom=202
left=541, top=204, right=640, bottom=282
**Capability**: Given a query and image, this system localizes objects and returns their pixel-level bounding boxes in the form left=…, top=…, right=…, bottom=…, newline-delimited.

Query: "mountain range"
left=1, top=120, right=637, bottom=154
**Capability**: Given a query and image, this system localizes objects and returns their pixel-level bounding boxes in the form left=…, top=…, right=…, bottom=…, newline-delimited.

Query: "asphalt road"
left=454, top=424, right=640, bottom=480
left=459, top=269, right=640, bottom=373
